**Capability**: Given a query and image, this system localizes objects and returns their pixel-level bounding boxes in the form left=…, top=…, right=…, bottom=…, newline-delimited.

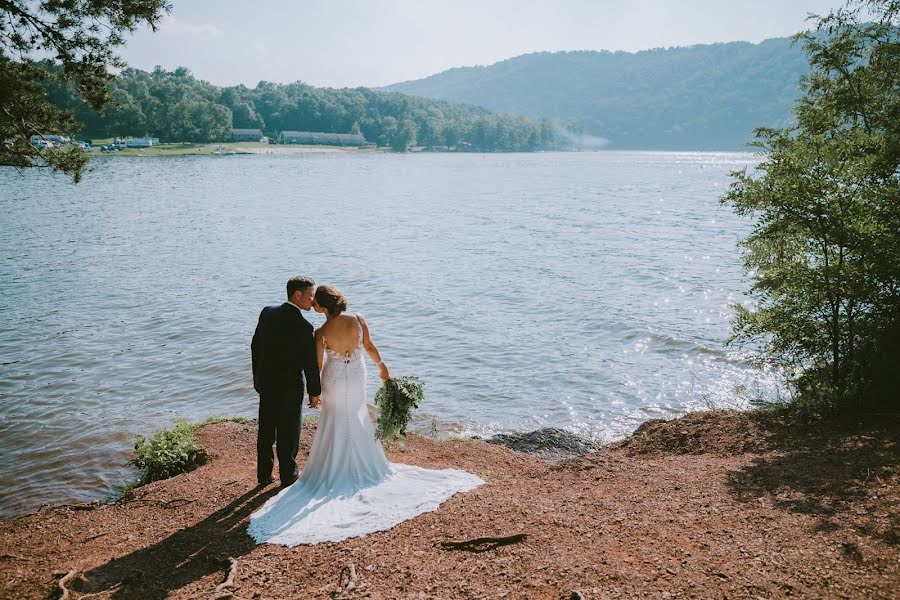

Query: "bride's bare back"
left=311, top=284, right=390, bottom=382
left=319, top=313, right=365, bottom=356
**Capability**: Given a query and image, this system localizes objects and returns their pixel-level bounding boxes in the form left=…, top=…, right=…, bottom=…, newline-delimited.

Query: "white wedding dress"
left=248, top=318, right=484, bottom=546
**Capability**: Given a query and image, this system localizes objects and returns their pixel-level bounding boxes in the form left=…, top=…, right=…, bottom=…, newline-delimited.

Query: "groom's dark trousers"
left=251, top=302, right=321, bottom=485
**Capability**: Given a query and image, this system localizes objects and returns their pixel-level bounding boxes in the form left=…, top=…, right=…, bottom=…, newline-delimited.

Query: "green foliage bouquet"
left=374, top=376, right=425, bottom=447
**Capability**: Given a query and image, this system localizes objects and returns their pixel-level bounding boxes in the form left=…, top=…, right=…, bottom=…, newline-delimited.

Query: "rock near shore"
left=486, top=427, right=599, bottom=461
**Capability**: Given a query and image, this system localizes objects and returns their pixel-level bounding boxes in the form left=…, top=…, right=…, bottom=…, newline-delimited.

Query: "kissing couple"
left=247, top=275, right=483, bottom=546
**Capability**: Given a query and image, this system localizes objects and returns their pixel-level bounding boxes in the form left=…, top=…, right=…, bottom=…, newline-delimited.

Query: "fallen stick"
left=57, top=569, right=78, bottom=600
left=0, top=554, right=31, bottom=561
left=160, top=498, right=196, bottom=509
left=120, top=498, right=156, bottom=506
left=440, top=533, right=528, bottom=552
left=215, top=557, right=238, bottom=592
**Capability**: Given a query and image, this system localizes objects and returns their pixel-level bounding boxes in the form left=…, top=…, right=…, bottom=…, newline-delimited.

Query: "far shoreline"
left=80, top=140, right=759, bottom=159
left=87, top=141, right=377, bottom=158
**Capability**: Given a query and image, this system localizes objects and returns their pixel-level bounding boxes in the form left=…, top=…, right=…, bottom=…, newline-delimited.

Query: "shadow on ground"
left=72, top=485, right=280, bottom=599
left=725, top=412, right=899, bottom=545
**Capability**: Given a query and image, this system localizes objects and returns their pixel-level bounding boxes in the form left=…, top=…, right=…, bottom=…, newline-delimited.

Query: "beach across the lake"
left=86, top=141, right=375, bottom=157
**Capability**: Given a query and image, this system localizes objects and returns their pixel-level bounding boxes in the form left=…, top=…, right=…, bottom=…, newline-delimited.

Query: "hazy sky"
left=122, top=0, right=847, bottom=88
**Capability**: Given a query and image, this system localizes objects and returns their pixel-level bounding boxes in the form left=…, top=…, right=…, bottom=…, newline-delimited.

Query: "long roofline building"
left=278, top=131, right=367, bottom=146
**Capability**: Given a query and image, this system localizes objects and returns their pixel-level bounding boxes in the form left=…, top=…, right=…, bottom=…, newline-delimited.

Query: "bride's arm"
left=314, top=329, right=325, bottom=374
left=358, top=314, right=389, bottom=382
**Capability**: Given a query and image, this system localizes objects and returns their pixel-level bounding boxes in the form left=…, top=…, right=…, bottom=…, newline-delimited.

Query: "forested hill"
left=53, top=67, right=561, bottom=152
left=385, top=37, right=809, bottom=150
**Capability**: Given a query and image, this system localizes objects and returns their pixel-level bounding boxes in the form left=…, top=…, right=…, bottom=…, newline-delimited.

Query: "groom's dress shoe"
left=257, top=477, right=274, bottom=487
left=280, top=475, right=298, bottom=488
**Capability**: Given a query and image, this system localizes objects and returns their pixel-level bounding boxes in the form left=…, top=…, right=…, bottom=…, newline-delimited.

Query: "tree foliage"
left=0, top=0, right=170, bottom=181
left=387, top=38, right=812, bottom=150
left=53, top=66, right=562, bottom=152
left=723, top=0, right=900, bottom=413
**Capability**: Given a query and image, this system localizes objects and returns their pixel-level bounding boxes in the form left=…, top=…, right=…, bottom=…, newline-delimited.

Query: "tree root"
left=338, top=563, right=357, bottom=592
left=160, top=498, right=196, bottom=509
left=186, top=558, right=238, bottom=600
left=216, top=557, right=238, bottom=592
left=331, top=563, right=367, bottom=599
left=440, top=533, right=528, bottom=552
left=77, top=582, right=123, bottom=599
left=57, top=568, right=78, bottom=600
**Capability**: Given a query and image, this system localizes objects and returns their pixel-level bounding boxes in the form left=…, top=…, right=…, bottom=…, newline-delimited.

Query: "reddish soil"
left=1, top=410, right=897, bottom=599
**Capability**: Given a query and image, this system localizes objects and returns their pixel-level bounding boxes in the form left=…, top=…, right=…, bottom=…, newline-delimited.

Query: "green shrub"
left=130, top=419, right=208, bottom=484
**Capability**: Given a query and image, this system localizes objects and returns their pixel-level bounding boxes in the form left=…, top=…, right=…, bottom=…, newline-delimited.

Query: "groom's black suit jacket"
left=251, top=302, right=321, bottom=399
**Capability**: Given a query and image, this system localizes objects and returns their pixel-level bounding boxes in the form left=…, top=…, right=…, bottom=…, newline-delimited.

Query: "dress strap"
left=355, top=314, right=363, bottom=347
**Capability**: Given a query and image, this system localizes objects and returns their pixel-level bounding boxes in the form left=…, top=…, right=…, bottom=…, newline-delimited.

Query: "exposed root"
left=338, top=563, right=357, bottom=591
left=440, top=533, right=528, bottom=552
left=160, top=498, right=196, bottom=509
left=186, top=558, right=238, bottom=600
left=119, top=498, right=156, bottom=506
left=77, top=582, right=123, bottom=599
left=57, top=568, right=78, bottom=600
left=332, top=563, right=366, bottom=598
left=215, top=557, right=238, bottom=592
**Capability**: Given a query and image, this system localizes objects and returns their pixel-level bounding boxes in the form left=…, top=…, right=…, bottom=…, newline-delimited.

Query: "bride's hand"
left=378, top=363, right=390, bottom=382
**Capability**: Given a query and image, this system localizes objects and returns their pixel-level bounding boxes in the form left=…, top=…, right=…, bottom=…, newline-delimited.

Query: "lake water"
left=0, top=151, right=782, bottom=517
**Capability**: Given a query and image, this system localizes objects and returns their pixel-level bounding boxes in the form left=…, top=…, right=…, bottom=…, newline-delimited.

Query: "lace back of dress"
left=323, top=315, right=364, bottom=363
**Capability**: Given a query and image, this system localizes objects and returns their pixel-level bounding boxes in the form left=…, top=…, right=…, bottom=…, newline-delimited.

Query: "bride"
left=248, top=285, right=483, bottom=546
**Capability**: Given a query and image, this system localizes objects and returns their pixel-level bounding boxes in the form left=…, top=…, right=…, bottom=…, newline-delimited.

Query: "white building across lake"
left=117, top=137, right=159, bottom=148
left=231, top=128, right=264, bottom=142
left=279, top=131, right=367, bottom=146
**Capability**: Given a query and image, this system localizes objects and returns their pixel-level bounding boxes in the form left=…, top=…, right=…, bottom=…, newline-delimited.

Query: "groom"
left=252, top=275, right=322, bottom=487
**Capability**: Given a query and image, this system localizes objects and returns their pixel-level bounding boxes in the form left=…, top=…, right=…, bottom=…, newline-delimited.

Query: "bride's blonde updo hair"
left=315, top=285, right=348, bottom=316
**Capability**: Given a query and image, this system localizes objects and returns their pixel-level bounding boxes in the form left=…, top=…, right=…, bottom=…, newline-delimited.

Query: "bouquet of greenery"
left=374, top=375, right=425, bottom=447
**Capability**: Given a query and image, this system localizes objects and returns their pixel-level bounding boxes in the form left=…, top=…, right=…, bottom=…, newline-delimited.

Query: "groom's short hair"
left=287, top=276, right=315, bottom=298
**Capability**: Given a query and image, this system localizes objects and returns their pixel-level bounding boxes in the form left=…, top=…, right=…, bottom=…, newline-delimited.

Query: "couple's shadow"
left=72, top=484, right=281, bottom=599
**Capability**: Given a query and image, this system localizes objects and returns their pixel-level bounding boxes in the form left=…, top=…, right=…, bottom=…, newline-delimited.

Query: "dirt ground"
left=0, top=410, right=897, bottom=599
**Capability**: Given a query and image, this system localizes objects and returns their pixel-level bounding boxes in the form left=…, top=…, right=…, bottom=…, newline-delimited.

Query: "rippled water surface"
left=0, top=151, right=781, bottom=516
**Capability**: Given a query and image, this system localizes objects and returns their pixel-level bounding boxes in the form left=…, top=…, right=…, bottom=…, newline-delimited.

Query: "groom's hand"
left=308, top=395, right=321, bottom=408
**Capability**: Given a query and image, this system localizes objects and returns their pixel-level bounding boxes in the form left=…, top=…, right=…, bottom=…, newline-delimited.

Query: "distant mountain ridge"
left=386, top=37, right=808, bottom=150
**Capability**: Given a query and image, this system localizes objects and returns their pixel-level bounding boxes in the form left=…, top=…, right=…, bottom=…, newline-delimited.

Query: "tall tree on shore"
left=0, top=0, right=170, bottom=181
left=723, top=0, right=900, bottom=412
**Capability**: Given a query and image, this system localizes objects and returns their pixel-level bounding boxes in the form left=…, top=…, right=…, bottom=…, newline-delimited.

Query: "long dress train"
left=247, top=317, right=483, bottom=546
